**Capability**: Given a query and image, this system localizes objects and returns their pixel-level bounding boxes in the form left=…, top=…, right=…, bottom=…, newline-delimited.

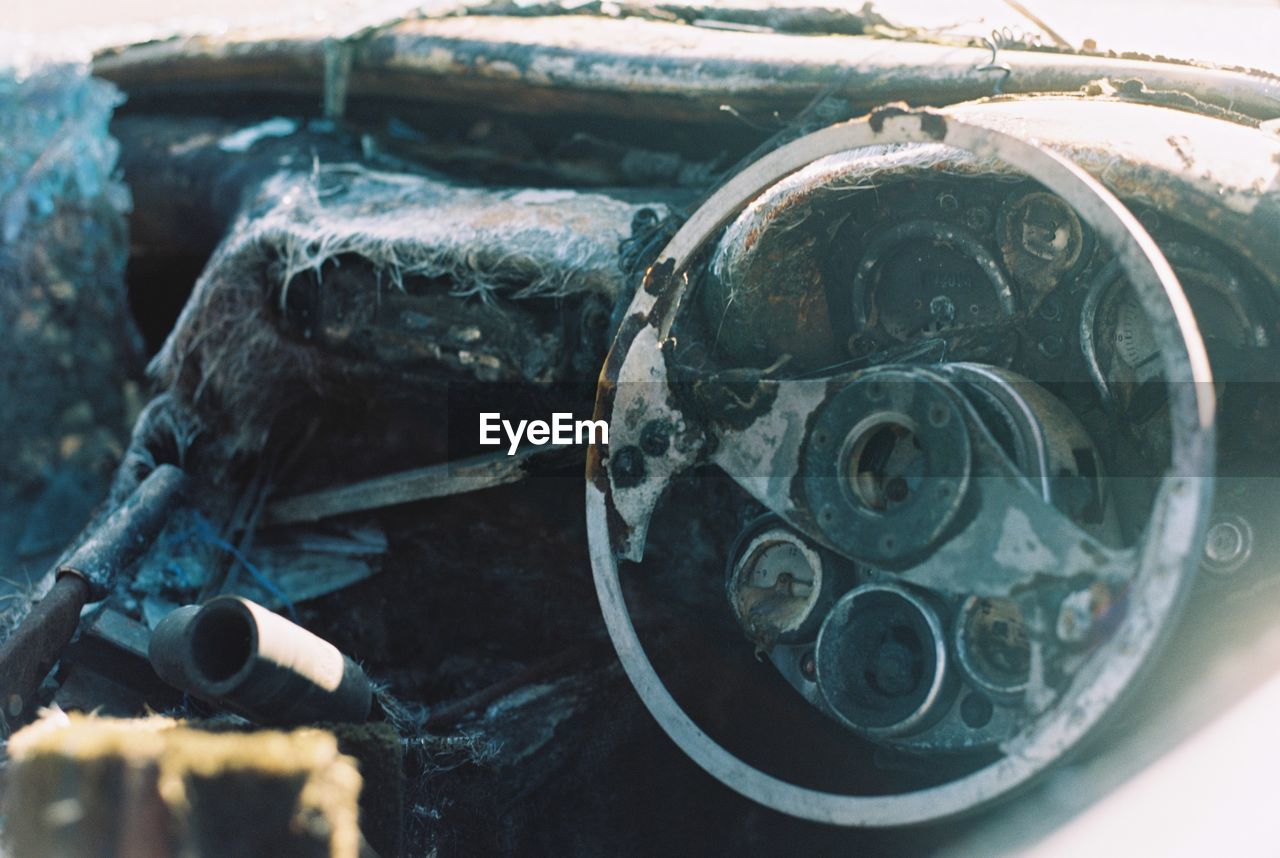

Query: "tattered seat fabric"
left=152, top=162, right=668, bottom=454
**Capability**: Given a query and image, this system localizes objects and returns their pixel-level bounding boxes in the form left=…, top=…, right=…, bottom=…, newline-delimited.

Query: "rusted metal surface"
left=92, top=16, right=1280, bottom=125
left=945, top=98, right=1280, bottom=280
left=0, top=575, right=90, bottom=726
left=21, top=9, right=1279, bottom=849
left=705, top=97, right=1280, bottom=418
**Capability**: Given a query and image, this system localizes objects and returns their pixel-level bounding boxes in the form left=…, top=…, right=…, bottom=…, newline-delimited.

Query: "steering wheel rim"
left=587, top=106, right=1216, bottom=826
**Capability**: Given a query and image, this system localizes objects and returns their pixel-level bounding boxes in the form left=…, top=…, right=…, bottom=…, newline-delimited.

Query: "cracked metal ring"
left=587, top=106, right=1215, bottom=826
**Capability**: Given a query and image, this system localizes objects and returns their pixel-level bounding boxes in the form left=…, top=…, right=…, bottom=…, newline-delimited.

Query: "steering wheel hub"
left=803, top=368, right=971, bottom=566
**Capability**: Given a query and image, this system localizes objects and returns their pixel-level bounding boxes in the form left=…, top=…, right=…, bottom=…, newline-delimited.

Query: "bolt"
left=1037, top=334, right=1065, bottom=358
left=1202, top=514, right=1253, bottom=576
left=800, top=650, right=817, bottom=681
left=1038, top=296, right=1062, bottom=322
left=964, top=206, right=993, bottom=232
left=929, top=295, right=956, bottom=327
left=937, top=192, right=959, bottom=213
left=1056, top=586, right=1104, bottom=645
left=639, top=419, right=671, bottom=457
left=610, top=445, right=647, bottom=488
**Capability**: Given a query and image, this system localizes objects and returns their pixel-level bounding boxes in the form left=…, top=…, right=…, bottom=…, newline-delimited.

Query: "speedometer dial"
left=852, top=220, right=1016, bottom=347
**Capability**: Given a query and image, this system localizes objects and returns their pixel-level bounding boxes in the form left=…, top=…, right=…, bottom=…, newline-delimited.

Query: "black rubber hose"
left=150, top=596, right=372, bottom=725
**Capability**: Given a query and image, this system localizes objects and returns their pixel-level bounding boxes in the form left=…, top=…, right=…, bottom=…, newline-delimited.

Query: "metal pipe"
left=149, top=596, right=372, bottom=725
left=58, top=464, right=189, bottom=601
left=0, top=465, right=187, bottom=721
left=0, top=575, right=89, bottom=720
left=92, top=17, right=1280, bottom=124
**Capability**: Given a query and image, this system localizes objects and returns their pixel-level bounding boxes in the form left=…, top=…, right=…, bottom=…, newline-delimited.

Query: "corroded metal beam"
left=94, top=16, right=1280, bottom=124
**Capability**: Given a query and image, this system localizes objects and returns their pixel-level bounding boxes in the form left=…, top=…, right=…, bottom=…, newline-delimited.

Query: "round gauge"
left=955, top=596, right=1030, bottom=698
left=815, top=584, right=949, bottom=737
left=852, top=220, right=1016, bottom=347
left=1080, top=244, right=1261, bottom=417
left=727, top=527, right=826, bottom=647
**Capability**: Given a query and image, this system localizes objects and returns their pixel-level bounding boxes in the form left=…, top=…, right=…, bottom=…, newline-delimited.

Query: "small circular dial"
left=852, top=220, right=1016, bottom=351
left=873, top=244, right=1002, bottom=340
left=955, top=596, right=1031, bottom=697
left=728, top=528, right=825, bottom=647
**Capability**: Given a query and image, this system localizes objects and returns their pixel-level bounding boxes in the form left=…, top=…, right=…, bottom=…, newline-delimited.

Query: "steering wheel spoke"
left=706, top=378, right=828, bottom=521
left=895, top=472, right=1132, bottom=600
left=602, top=324, right=704, bottom=561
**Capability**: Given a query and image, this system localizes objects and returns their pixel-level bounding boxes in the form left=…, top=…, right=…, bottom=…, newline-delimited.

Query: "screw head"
left=639, top=420, right=671, bottom=457
left=1038, top=296, right=1062, bottom=322
left=800, top=650, right=817, bottom=681
left=1037, top=334, right=1065, bottom=358
left=1202, top=514, right=1253, bottom=576
left=964, top=206, right=993, bottom=232
left=1055, top=585, right=1108, bottom=645
left=611, top=445, right=647, bottom=488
